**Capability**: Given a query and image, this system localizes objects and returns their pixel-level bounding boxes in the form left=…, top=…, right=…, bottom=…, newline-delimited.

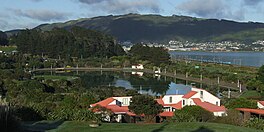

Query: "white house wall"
left=163, top=95, right=183, bottom=104
left=192, top=88, right=220, bottom=106
left=213, top=111, right=226, bottom=116
left=258, top=102, right=264, bottom=109
left=113, top=96, right=132, bottom=106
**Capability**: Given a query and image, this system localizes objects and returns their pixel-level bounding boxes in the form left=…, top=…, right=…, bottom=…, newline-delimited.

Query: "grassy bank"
left=0, top=46, right=17, bottom=52
left=28, top=121, right=262, bottom=132
left=33, top=75, right=79, bottom=81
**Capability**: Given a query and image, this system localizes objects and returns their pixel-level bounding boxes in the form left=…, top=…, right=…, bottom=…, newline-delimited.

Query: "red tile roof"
left=156, top=98, right=165, bottom=106
left=159, top=111, right=174, bottom=117
left=182, top=91, right=197, bottom=99
left=192, top=98, right=226, bottom=112
left=170, top=101, right=182, bottom=109
left=156, top=98, right=182, bottom=109
left=105, top=105, right=129, bottom=113
left=90, top=97, right=138, bottom=116
left=90, top=97, right=115, bottom=107
left=236, top=108, right=264, bottom=115
left=258, top=101, right=264, bottom=106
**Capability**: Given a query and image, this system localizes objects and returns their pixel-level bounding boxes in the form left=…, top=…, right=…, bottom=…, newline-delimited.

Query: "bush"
left=244, top=117, right=264, bottom=130
left=0, top=106, right=20, bottom=132
left=173, top=106, right=214, bottom=122
left=213, top=109, right=243, bottom=126
left=225, top=98, right=257, bottom=109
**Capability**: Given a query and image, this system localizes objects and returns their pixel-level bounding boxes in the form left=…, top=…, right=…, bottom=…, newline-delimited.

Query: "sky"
left=0, top=0, right=263, bottom=31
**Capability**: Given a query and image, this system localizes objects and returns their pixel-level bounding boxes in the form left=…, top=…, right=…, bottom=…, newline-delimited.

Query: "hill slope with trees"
left=35, top=14, right=264, bottom=43
left=11, top=27, right=125, bottom=59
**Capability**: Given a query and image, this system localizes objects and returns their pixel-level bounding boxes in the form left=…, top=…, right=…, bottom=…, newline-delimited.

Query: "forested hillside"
left=35, top=14, right=264, bottom=43
left=11, top=27, right=125, bottom=58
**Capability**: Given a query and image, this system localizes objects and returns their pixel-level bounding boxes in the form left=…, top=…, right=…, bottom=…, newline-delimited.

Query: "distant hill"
left=34, top=14, right=264, bottom=43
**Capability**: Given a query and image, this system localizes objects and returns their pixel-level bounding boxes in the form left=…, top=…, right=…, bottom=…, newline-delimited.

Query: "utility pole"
left=228, top=88, right=231, bottom=98
left=239, top=84, right=242, bottom=93
left=200, top=74, right=203, bottom=81
left=217, top=77, right=220, bottom=84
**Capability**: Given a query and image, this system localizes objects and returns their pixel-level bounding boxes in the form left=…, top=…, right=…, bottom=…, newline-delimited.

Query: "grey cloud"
left=0, top=19, right=9, bottom=31
left=78, top=0, right=160, bottom=14
left=243, top=0, right=263, bottom=6
left=177, top=0, right=245, bottom=20
left=78, top=0, right=106, bottom=4
left=106, top=0, right=160, bottom=14
left=177, top=0, right=225, bottom=18
left=11, top=9, right=70, bottom=21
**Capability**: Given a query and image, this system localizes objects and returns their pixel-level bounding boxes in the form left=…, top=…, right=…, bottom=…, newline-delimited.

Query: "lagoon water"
left=38, top=71, right=224, bottom=97
left=170, top=51, right=264, bottom=67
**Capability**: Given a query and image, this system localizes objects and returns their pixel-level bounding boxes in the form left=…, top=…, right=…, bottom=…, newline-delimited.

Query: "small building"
left=90, top=87, right=226, bottom=123
left=156, top=87, right=226, bottom=116
left=236, top=108, right=264, bottom=121
left=90, top=96, right=137, bottom=123
left=257, top=101, right=264, bottom=109
left=131, top=64, right=144, bottom=70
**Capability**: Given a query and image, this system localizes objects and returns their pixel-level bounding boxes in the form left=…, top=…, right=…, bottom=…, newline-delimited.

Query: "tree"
left=225, top=98, right=257, bottom=109
left=128, top=95, right=162, bottom=123
left=173, top=106, right=214, bottom=122
left=130, top=44, right=170, bottom=66
left=257, top=65, right=264, bottom=84
left=12, top=27, right=125, bottom=59
left=0, top=31, right=8, bottom=45
left=247, top=78, right=264, bottom=93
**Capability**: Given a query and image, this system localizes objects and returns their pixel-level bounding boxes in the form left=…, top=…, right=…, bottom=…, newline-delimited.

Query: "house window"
left=122, top=98, right=129, bottom=105
left=169, top=96, right=172, bottom=103
left=200, top=91, right=203, bottom=99
left=216, top=101, right=219, bottom=106
left=183, top=100, right=185, bottom=106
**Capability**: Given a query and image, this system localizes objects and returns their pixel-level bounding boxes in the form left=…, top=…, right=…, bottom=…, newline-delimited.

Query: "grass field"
left=33, top=75, right=79, bottom=81
left=240, top=90, right=261, bottom=99
left=28, top=121, right=262, bottom=132
left=0, top=46, right=17, bottom=52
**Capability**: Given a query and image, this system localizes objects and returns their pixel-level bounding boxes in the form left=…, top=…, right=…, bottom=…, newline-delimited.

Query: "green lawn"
left=240, top=90, right=261, bottom=99
left=33, top=121, right=262, bottom=132
left=0, top=46, right=17, bottom=52
left=33, top=75, right=79, bottom=81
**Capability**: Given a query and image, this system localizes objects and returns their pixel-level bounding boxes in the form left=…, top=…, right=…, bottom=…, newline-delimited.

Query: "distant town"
left=122, top=40, right=264, bottom=52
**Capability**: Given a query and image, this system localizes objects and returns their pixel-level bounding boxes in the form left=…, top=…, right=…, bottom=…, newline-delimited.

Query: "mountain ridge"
left=8, top=14, right=264, bottom=43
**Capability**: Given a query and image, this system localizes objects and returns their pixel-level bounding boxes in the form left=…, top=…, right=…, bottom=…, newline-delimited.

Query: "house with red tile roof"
left=90, top=87, right=226, bottom=123
left=90, top=96, right=135, bottom=123
left=231, top=101, right=264, bottom=121
left=157, top=87, right=226, bottom=116
left=257, top=101, right=264, bottom=109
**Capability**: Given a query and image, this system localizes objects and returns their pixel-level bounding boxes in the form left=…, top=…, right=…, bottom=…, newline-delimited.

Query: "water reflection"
left=36, top=71, right=231, bottom=97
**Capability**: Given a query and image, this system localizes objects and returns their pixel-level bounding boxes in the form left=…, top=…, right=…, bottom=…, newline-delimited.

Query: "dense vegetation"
left=11, top=27, right=125, bottom=59
left=173, top=106, right=214, bottom=122
left=0, top=31, right=8, bottom=45
left=129, top=44, right=170, bottom=65
left=128, top=95, right=163, bottom=123
left=35, top=14, right=264, bottom=43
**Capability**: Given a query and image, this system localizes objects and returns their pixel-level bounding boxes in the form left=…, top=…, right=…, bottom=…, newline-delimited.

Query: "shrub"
left=225, top=98, right=257, bottom=109
left=213, top=109, right=243, bottom=126
left=0, top=106, right=20, bottom=132
left=173, top=106, right=214, bottom=122
left=244, top=117, right=264, bottom=130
